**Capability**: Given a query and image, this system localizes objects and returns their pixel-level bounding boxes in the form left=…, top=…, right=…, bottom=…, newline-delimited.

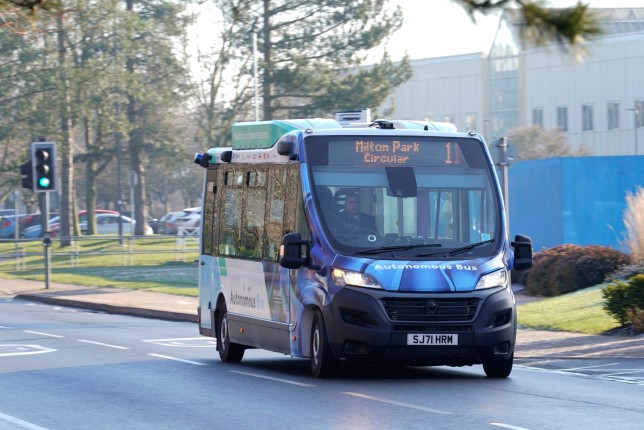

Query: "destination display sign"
left=327, top=137, right=466, bottom=166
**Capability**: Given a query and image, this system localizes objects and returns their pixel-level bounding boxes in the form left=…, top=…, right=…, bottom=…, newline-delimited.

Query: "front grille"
left=381, top=297, right=479, bottom=322
left=392, top=324, right=473, bottom=333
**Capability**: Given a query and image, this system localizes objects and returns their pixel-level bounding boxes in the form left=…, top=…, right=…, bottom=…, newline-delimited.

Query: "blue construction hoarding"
left=509, top=156, right=643, bottom=252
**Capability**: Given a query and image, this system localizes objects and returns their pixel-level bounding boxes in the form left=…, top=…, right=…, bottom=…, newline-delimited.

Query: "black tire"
left=310, top=309, right=338, bottom=378
left=217, top=303, right=245, bottom=363
left=483, top=354, right=513, bottom=378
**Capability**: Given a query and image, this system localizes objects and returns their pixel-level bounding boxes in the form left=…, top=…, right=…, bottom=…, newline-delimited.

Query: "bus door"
left=199, top=167, right=222, bottom=330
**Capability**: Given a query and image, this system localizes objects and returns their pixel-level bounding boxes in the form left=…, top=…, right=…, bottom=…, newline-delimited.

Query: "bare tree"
left=507, top=125, right=591, bottom=160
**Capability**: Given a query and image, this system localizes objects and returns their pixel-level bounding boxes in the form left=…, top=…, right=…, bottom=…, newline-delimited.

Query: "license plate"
left=407, top=334, right=458, bottom=346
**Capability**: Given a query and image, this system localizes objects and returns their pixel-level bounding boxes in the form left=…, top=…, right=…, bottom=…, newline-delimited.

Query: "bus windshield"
left=305, top=135, right=501, bottom=258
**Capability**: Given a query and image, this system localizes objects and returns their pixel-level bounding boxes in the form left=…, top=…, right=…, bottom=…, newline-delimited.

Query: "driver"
left=340, top=192, right=376, bottom=232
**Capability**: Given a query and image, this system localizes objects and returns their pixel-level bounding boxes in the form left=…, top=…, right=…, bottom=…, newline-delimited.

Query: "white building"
left=381, top=7, right=644, bottom=156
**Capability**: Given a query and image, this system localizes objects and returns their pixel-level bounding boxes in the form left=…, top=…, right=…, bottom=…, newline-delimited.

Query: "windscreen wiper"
left=447, top=239, right=495, bottom=256
left=353, top=243, right=442, bottom=256
left=416, top=239, right=494, bottom=258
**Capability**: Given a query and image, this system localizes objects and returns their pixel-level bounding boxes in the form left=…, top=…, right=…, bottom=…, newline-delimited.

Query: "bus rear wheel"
left=217, top=303, right=245, bottom=363
left=483, top=354, right=513, bottom=378
left=310, top=309, right=337, bottom=378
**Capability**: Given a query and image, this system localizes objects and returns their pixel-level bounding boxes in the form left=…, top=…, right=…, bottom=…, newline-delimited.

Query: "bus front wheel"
left=217, top=302, right=245, bottom=363
left=310, top=309, right=338, bottom=378
left=483, top=354, right=513, bottom=378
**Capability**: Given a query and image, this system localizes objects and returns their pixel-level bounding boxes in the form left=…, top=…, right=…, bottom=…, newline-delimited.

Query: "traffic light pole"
left=495, top=137, right=510, bottom=232
left=39, top=192, right=51, bottom=289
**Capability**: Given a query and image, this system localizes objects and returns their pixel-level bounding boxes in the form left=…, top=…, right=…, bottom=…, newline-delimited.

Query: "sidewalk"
left=2, top=278, right=643, bottom=359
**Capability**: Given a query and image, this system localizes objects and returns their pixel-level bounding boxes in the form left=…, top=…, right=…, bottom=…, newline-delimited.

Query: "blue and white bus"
left=194, top=118, right=533, bottom=378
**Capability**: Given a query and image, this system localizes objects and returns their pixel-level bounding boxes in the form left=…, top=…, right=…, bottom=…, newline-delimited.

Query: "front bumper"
left=323, top=286, right=516, bottom=366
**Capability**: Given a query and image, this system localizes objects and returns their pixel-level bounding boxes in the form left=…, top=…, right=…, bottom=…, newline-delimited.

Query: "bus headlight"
left=475, top=268, right=508, bottom=290
left=331, top=268, right=382, bottom=289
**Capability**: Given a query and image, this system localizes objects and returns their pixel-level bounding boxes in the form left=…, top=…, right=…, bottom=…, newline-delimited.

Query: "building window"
left=556, top=106, right=568, bottom=132
left=635, top=100, right=644, bottom=128
left=608, top=102, right=620, bottom=130
left=465, top=112, right=477, bottom=131
left=532, top=108, right=543, bottom=127
left=582, top=104, right=594, bottom=131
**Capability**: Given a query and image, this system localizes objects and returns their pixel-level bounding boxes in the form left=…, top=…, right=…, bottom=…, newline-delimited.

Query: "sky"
left=383, top=0, right=644, bottom=61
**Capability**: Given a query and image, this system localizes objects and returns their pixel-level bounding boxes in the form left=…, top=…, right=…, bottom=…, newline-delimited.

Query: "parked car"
left=157, top=211, right=183, bottom=235
left=21, top=210, right=118, bottom=238
left=121, top=211, right=159, bottom=234
left=81, top=213, right=153, bottom=236
left=0, top=215, right=26, bottom=239
left=18, top=213, right=59, bottom=234
left=174, top=207, right=201, bottom=234
left=0, top=209, right=16, bottom=217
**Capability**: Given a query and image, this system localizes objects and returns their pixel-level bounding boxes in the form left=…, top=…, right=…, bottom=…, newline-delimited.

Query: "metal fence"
left=0, top=235, right=200, bottom=271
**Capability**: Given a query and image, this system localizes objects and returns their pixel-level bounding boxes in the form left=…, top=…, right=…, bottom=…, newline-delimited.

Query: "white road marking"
left=77, top=339, right=129, bottom=350
left=560, top=362, right=619, bottom=371
left=516, top=364, right=644, bottom=386
left=342, top=392, right=452, bottom=415
left=229, top=370, right=315, bottom=387
left=148, top=353, right=207, bottom=366
left=0, top=411, right=50, bottom=430
left=23, top=331, right=63, bottom=338
left=0, top=345, right=57, bottom=357
left=491, top=423, right=533, bottom=430
left=0, top=325, right=10, bottom=329
left=142, top=337, right=216, bottom=347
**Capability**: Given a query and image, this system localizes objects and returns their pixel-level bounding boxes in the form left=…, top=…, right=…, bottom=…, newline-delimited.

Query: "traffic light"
left=31, top=142, right=57, bottom=192
left=20, top=160, right=33, bottom=190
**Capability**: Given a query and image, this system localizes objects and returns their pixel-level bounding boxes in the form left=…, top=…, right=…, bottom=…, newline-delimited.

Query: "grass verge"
left=517, top=285, right=621, bottom=335
left=0, top=237, right=199, bottom=296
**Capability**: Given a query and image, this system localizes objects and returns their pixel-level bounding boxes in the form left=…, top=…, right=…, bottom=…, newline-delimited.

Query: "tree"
left=455, top=0, right=601, bottom=48
left=121, top=0, right=192, bottom=234
left=239, top=0, right=412, bottom=120
left=506, top=125, right=591, bottom=160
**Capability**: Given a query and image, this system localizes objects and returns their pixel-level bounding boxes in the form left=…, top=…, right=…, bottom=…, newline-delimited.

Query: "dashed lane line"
left=0, top=411, right=50, bottom=430
left=342, top=392, right=452, bottom=415
left=148, top=353, right=207, bottom=366
left=490, top=423, right=533, bottom=430
left=77, top=339, right=129, bottom=350
left=23, top=331, right=63, bottom=338
left=229, top=370, right=315, bottom=387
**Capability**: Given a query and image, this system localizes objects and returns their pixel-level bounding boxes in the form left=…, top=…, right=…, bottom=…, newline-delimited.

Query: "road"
left=1, top=297, right=643, bottom=430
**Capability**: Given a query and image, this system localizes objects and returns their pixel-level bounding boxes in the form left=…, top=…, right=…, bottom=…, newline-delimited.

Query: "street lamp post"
left=252, top=31, right=259, bottom=121
left=249, top=18, right=259, bottom=122
left=627, top=106, right=640, bottom=155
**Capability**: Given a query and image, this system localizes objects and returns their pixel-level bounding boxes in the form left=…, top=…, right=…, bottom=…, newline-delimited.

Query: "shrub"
left=602, top=274, right=644, bottom=327
left=524, top=244, right=629, bottom=296
left=626, top=308, right=644, bottom=334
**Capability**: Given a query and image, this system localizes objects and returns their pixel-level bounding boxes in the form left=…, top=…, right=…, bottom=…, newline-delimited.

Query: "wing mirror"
left=511, top=234, right=533, bottom=270
left=279, top=232, right=310, bottom=269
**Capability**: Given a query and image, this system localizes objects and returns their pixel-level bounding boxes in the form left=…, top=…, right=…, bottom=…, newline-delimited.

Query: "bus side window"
left=219, top=166, right=243, bottom=256
left=240, top=168, right=268, bottom=259
left=264, top=165, right=288, bottom=262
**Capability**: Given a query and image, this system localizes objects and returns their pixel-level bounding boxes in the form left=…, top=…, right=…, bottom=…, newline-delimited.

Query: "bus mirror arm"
left=511, top=234, right=533, bottom=271
left=279, top=233, right=311, bottom=269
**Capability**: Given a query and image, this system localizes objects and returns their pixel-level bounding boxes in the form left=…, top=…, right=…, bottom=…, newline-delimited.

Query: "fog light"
left=495, top=341, right=510, bottom=354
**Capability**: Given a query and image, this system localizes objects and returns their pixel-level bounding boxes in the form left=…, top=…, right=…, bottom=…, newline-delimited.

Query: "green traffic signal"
left=30, top=141, right=57, bottom=192
left=38, top=177, right=51, bottom=188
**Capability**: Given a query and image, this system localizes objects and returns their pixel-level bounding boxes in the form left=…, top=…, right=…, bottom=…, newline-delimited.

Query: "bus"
left=194, top=117, right=533, bottom=378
